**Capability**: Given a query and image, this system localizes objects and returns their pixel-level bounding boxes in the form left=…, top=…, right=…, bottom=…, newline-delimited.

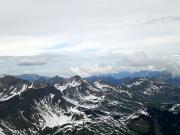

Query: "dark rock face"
left=0, top=76, right=31, bottom=101
left=47, top=75, right=64, bottom=86
left=0, top=75, right=180, bottom=135
left=16, top=74, right=50, bottom=83
left=16, top=74, right=64, bottom=86
left=127, top=108, right=180, bottom=135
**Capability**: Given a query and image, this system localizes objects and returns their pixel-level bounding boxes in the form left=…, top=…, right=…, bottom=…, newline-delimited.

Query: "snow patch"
left=28, top=83, right=34, bottom=89
left=55, top=78, right=82, bottom=92
left=143, top=84, right=160, bottom=95
left=94, top=81, right=117, bottom=91
left=83, top=94, right=102, bottom=102
left=34, top=97, right=90, bottom=129
left=49, top=94, right=55, bottom=99
left=0, top=84, right=28, bottom=101
left=126, top=80, right=144, bottom=88
left=138, top=109, right=149, bottom=116
left=170, top=104, right=180, bottom=112
left=126, top=108, right=149, bottom=121
left=0, top=128, right=5, bottom=135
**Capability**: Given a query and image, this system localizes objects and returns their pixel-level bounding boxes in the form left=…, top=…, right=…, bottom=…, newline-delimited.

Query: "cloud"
left=0, top=0, right=179, bottom=76
left=143, top=16, right=180, bottom=24
left=154, top=57, right=180, bottom=77
left=0, top=36, right=66, bottom=56
left=125, top=51, right=151, bottom=67
left=123, top=51, right=180, bottom=77
left=70, top=51, right=180, bottom=77
left=70, top=64, right=113, bottom=76
left=17, top=58, right=46, bottom=66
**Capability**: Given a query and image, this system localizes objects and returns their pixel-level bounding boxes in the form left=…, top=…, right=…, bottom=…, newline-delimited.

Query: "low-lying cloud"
left=123, top=51, right=180, bottom=77
left=70, top=51, right=180, bottom=77
left=70, top=64, right=113, bottom=76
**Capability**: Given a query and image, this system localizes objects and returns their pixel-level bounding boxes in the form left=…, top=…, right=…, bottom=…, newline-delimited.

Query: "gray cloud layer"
left=18, top=61, right=46, bottom=66
left=0, top=0, right=180, bottom=76
left=143, top=16, right=180, bottom=24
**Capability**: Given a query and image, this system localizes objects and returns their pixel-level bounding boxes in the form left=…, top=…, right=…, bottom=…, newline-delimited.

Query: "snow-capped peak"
left=55, top=76, right=84, bottom=92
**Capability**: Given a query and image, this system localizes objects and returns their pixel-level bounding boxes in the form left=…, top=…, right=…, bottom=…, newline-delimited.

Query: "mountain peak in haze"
left=69, top=75, right=82, bottom=81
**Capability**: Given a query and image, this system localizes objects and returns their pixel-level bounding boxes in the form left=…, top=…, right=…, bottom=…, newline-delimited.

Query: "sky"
left=0, top=0, right=180, bottom=77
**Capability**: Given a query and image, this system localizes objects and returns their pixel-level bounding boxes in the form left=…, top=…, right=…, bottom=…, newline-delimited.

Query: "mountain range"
left=0, top=71, right=180, bottom=135
left=87, top=70, right=180, bottom=87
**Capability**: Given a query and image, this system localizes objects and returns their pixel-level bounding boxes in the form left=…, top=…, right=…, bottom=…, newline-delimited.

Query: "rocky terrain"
left=0, top=75, right=180, bottom=135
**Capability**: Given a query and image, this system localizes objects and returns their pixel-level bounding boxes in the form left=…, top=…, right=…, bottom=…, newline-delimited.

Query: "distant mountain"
left=16, top=71, right=180, bottom=87
left=121, top=77, right=180, bottom=104
left=88, top=70, right=180, bottom=87
left=16, top=74, right=65, bottom=86
left=86, top=75, right=123, bottom=85
left=87, top=70, right=166, bottom=86
left=47, top=75, right=64, bottom=86
left=0, top=75, right=180, bottom=134
left=107, top=70, right=166, bottom=79
left=16, top=74, right=50, bottom=82
left=152, top=72, right=180, bottom=87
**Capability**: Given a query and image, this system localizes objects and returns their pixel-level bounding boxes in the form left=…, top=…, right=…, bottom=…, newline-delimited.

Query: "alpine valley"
left=0, top=72, right=180, bottom=135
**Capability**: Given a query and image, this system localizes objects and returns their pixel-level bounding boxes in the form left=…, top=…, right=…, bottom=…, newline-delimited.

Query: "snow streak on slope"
left=55, top=79, right=105, bottom=109
left=125, top=108, right=149, bottom=121
left=126, top=78, right=144, bottom=88
left=0, top=84, right=29, bottom=101
left=94, top=81, right=132, bottom=98
left=0, top=127, right=5, bottom=135
left=33, top=94, right=91, bottom=129
left=170, top=104, right=180, bottom=112
left=54, top=78, right=82, bottom=92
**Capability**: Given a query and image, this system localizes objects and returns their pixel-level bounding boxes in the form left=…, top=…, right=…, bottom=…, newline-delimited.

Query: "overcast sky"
left=0, top=0, right=180, bottom=77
